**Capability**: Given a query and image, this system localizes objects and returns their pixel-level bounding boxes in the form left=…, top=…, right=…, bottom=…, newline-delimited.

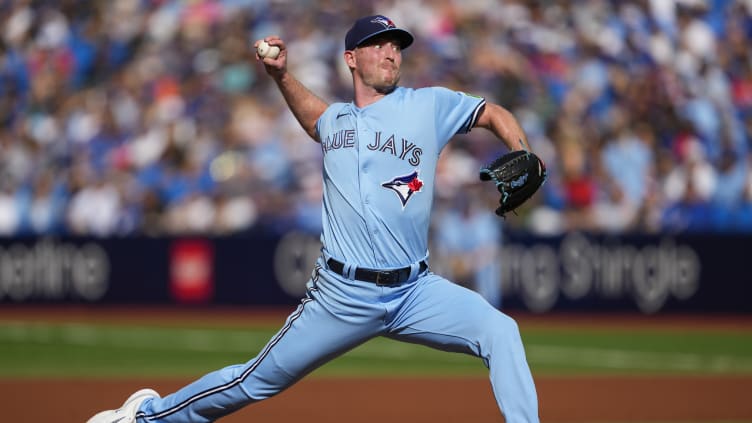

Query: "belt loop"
left=408, top=261, right=419, bottom=281
left=343, top=262, right=356, bottom=280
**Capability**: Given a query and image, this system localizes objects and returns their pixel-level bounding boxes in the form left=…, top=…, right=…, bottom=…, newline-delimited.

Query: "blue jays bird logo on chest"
left=381, top=170, right=424, bottom=208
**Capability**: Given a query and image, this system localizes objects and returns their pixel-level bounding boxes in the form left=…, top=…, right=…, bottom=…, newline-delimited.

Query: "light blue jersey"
left=316, top=86, right=485, bottom=268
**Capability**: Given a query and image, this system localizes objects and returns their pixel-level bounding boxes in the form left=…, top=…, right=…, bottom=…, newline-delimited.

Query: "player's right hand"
left=253, top=36, right=287, bottom=77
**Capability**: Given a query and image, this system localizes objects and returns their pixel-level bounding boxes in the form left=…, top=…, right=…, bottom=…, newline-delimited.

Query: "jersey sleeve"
left=315, top=103, right=350, bottom=142
left=430, top=87, right=486, bottom=139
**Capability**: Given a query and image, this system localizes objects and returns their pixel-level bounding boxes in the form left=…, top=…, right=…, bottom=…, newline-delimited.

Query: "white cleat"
left=86, top=388, right=160, bottom=423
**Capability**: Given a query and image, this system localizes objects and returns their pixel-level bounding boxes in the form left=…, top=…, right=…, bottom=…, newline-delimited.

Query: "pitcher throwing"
left=88, top=14, right=540, bottom=423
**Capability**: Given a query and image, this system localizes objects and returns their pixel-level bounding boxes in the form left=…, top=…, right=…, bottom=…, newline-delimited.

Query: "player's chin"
left=375, top=84, right=397, bottom=95
left=374, top=77, right=399, bottom=94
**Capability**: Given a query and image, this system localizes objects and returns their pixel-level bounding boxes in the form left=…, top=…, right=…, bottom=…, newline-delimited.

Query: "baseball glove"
left=479, top=150, right=547, bottom=217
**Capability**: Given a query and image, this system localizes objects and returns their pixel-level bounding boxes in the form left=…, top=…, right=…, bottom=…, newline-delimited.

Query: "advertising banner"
left=0, top=231, right=748, bottom=313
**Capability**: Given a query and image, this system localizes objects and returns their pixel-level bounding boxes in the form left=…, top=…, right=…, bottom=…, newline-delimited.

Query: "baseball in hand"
left=257, top=40, right=280, bottom=59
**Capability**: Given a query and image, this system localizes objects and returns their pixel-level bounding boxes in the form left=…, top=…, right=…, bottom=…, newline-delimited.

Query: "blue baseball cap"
left=345, top=15, right=414, bottom=51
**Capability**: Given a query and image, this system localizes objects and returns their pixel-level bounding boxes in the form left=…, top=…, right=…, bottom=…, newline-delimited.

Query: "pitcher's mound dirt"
left=3, top=375, right=751, bottom=423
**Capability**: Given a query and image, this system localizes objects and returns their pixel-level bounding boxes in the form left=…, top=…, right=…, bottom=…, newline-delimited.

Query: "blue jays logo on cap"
left=382, top=170, right=424, bottom=208
left=371, top=16, right=395, bottom=29
left=345, top=14, right=414, bottom=51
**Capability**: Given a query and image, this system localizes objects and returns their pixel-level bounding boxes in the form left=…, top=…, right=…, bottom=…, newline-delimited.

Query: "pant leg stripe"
left=139, top=297, right=313, bottom=421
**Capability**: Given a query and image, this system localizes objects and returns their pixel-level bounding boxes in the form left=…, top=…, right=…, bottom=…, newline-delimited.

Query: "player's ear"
left=344, top=50, right=356, bottom=69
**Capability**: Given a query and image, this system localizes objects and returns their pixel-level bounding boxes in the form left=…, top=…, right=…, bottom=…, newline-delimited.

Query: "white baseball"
left=257, top=40, right=280, bottom=59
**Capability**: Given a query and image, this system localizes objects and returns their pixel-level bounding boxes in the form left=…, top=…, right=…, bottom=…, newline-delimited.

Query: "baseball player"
left=88, top=15, right=539, bottom=423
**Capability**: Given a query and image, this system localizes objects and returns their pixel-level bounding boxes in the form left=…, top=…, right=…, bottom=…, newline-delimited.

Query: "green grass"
left=0, top=320, right=750, bottom=378
left=522, top=328, right=752, bottom=375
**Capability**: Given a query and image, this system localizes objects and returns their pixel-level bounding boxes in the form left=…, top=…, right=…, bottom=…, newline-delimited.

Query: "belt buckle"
left=374, top=271, right=394, bottom=286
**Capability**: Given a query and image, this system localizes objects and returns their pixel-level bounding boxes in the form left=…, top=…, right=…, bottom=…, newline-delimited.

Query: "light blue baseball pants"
left=136, top=257, right=539, bottom=422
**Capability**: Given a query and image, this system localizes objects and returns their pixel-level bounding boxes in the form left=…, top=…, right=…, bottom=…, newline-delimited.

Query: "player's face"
left=352, top=34, right=402, bottom=93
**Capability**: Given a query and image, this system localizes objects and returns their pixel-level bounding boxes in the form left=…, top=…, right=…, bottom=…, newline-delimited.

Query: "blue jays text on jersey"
left=321, top=129, right=423, bottom=166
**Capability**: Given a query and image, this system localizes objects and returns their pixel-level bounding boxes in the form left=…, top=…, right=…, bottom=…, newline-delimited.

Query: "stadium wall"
left=0, top=231, right=748, bottom=314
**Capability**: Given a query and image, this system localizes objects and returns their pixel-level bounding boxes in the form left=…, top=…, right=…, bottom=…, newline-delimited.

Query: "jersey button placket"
left=357, top=114, right=378, bottom=249
left=356, top=113, right=372, bottom=212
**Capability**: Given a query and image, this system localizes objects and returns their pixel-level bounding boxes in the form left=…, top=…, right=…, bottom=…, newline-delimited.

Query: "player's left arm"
left=474, top=102, right=530, bottom=152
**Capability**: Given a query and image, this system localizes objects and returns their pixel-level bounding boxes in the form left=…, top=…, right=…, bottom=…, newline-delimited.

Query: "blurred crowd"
left=1, top=0, right=751, bottom=239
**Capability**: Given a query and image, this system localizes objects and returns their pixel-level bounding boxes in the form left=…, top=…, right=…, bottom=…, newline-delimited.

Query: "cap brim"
left=353, top=28, right=414, bottom=50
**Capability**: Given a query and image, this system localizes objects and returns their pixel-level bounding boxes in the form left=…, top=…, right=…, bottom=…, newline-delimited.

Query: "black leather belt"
left=326, top=258, right=427, bottom=286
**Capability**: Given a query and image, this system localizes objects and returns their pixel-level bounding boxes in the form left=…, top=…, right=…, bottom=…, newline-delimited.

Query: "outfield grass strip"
left=527, top=345, right=752, bottom=373
left=2, top=321, right=751, bottom=376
